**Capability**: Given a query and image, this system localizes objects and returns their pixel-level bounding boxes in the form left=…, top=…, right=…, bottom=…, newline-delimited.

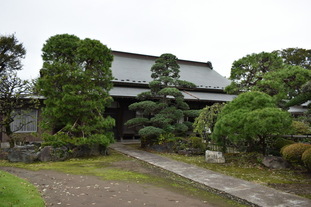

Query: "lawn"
left=0, top=170, right=45, bottom=207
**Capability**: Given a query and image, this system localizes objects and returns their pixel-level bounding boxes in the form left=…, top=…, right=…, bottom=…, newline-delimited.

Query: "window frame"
left=10, top=109, right=38, bottom=133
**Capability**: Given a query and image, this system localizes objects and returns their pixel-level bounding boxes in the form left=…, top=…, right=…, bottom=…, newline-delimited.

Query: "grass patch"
left=159, top=152, right=311, bottom=185
left=157, top=152, right=311, bottom=199
left=0, top=170, right=45, bottom=207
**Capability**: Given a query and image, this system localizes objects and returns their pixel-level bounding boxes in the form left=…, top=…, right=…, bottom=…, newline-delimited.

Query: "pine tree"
left=37, top=34, right=115, bottom=149
left=125, top=53, right=197, bottom=147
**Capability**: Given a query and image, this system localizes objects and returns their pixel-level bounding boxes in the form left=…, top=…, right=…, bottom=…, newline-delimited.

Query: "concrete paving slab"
left=110, top=142, right=311, bottom=207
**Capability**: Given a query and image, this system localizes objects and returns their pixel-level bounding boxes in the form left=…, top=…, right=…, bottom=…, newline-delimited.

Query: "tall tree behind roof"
left=0, top=34, right=25, bottom=74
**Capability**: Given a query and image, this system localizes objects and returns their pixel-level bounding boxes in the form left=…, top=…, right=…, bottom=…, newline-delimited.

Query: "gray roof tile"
left=110, top=87, right=236, bottom=102
left=111, top=51, right=231, bottom=90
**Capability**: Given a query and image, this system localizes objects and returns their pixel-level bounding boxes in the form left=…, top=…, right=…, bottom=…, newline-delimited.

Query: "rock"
left=38, top=146, right=69, bottom=162
left=8, top=146, right=39, bottom=163
left=178, top=149, right=189, bottom=155
left=0, top=149, right=9, bottom=160
left=38, top=146, right=54, bottom=162
left=262, top=156, right=291, bottom=169
left=205, top=150, right=225, bottom=163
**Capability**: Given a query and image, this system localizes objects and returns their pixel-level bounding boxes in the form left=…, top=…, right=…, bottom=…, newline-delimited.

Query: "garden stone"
left=205, top=150, right=225, bottom=163
left=262, top=156, right=291, bottom=169
left=38, top=146, right=69, bottom=162
left=8, top=146, right=39, bottom=163
left=38, top=146, right=53, bottom=162
left=178, top=149, right=190, bottom=155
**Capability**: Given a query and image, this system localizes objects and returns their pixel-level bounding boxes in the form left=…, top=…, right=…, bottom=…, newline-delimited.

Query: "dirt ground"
left=1, top=167, right=215, bottom=207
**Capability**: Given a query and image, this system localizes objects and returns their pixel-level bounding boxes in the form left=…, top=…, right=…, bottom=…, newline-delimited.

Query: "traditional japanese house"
left=106, top=51, right=236, bottom=140
left=1, top=51, right=236, bottom=144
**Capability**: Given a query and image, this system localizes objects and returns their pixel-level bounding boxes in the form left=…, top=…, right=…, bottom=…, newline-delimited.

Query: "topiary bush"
left=139, top=126, right=165, bottom=147
left=302, top=148, right=311, bottom=171
left=281, top=143, right=311, bottom=163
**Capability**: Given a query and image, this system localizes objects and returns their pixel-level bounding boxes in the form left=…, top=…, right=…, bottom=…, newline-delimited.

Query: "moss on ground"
left=160, top=153, right=311, bottom=184
left=159, top=152, right=311, bottom=199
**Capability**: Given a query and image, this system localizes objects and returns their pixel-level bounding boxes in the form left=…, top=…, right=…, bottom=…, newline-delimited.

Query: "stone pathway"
left=110, top=142, right=311, bottom=207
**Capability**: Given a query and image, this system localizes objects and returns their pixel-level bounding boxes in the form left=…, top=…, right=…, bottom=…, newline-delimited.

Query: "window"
left=10, top=109, right=38, bottom=133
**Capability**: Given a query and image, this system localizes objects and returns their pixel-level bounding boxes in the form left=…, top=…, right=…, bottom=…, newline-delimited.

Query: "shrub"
left=188, top=137, right=205, bottom=149
left=139, top=126, right=165, bottom=147
left=291, top=121, right=311, bottom=135
left=274, top=137, right=295, bottom=150
left=302, top=148, right=311, bottom=171
left=281, top=143, right=311, bottom=163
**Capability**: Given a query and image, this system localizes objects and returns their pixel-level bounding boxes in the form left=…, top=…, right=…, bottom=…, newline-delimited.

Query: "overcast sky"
left=1, top=0, right=311, bottom=80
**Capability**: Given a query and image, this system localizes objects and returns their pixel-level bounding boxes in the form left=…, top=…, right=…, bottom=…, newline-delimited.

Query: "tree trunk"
left=5, top=124, right=15, bottom=148
left=260, top=136, right=266, bottom=155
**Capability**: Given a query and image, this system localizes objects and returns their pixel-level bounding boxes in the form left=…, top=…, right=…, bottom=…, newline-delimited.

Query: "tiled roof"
left=111, top=51, right=231, bottom=90
left=110, top=86, right=236, bottom=102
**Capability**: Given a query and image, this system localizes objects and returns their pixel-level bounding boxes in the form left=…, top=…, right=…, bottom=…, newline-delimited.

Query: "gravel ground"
left=1, top=167, right=215, bottom=207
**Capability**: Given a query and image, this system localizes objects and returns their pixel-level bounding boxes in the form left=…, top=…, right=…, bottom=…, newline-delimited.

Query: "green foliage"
left=221, top=91, right=276, bottom=115
left=37, top=34, right=114, bottom=147
left=139, top=126, right=164, bottom=138
left=184, top=110, right=201, bottom=118
left=188, top=136, right=205, bottom=150
left=256, top=65, right=311, bottom=104
left=226, top=52, right=283, bottom=94
left=273, top=138, right=296, bottom=151
left=173, top=123, right=188, bottom=135
left=0, top=35, right=34, bottom=147
left=291, top=121, right=311, bottom=135
left=151, top=53, right=180, bottom=82
left=139, top=126, right=165, bottom=147
left=158, top=87, right=183, bottom=97
left=124, top=117, right=150, bottom=128
left=244, top=108, right=292, bottom=138
left=302, top=148, right=311, bottom=171
left=285, top=80, right=311, bottom=117
left=282, top=143, right=311, bottom=163
left=175, top=80, right=196, bottom=89
left=0, top=34, right=26, bottom=73
left=193, top=103, right=224, bottom=138
left=0, top=170, right=45, bottom=207
left=125, top=53, right=198, bottom=147
left=158, top=133, right=174, bottom=144
left=212, top=92, right=293, bottom=154
left=137, top=91, right=153, bottom=100
left=128, top=101, right=159, bottom=115
left=42, top=131, right=113, bottom=150
left=159, top=136, right=206, bottom=154
left=275, top=48, right=311, bottom=70
left=226, top=48, right=311, bottom=112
